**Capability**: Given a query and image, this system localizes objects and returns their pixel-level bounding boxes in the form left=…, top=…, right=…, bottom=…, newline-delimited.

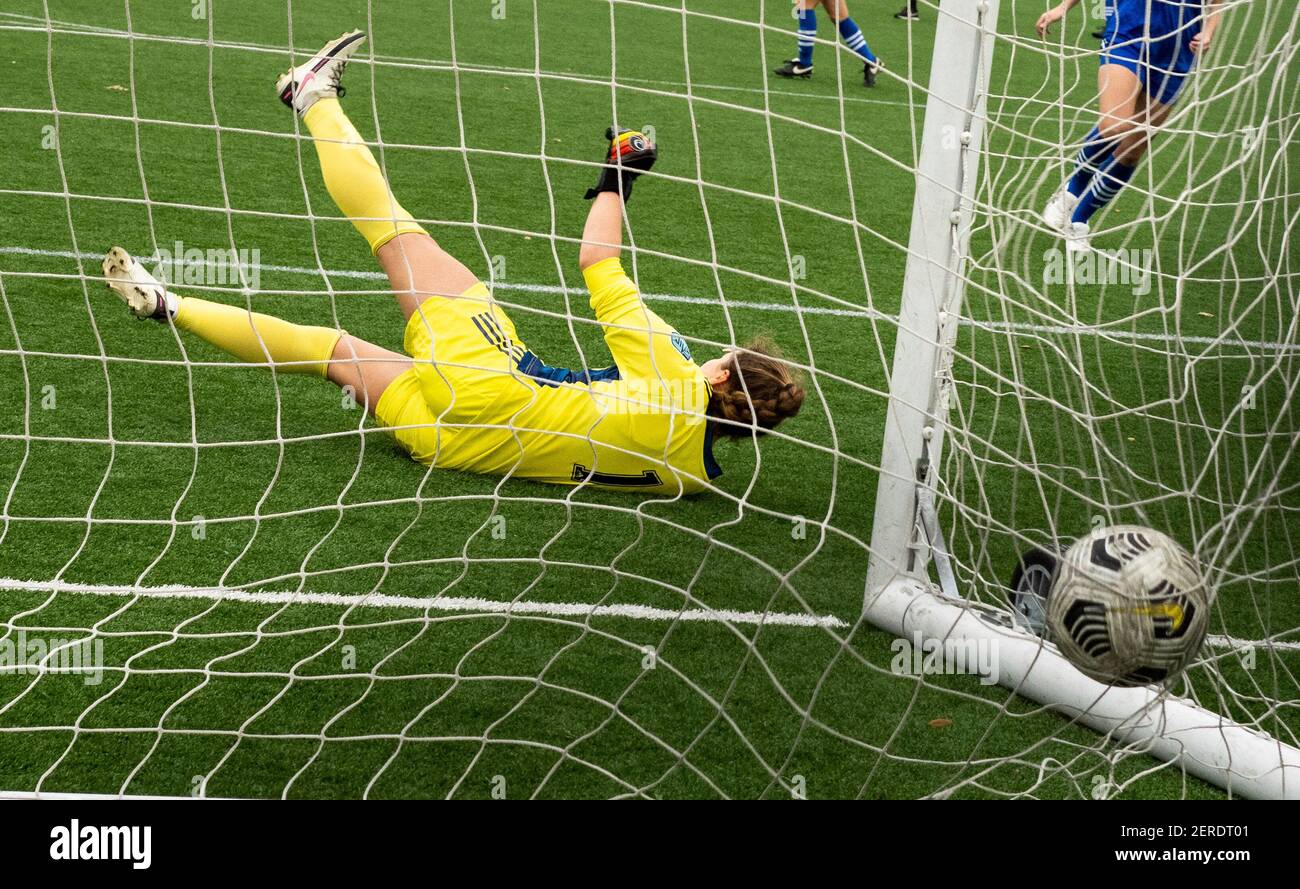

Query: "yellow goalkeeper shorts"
left=374, top=282, right=537, bottom=465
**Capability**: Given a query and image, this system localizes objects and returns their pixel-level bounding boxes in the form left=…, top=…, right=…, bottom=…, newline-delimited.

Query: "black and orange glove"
left=584, top=127, right=657, bottom=202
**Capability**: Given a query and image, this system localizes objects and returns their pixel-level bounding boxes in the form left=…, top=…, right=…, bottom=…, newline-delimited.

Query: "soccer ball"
left=1046, top=525, right=1213, bottom=688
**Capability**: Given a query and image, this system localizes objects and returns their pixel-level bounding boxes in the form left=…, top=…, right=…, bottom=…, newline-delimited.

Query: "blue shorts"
left=1100, top=0, right=1201, bottom=105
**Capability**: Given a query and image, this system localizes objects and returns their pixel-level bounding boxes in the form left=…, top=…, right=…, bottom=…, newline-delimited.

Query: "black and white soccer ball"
left=1046, top=525, right=1213, bottom=688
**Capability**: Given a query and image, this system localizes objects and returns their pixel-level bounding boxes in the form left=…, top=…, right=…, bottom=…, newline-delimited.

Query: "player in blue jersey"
left=1037, top=0, right=1225, bottom=252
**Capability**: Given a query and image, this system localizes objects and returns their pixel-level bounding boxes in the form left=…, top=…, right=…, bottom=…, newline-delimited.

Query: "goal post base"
left=864, top=577, right=1300, bottom=799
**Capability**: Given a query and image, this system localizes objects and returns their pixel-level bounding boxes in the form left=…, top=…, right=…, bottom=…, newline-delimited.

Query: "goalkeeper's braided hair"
left=708, top=336, right=805, bottom=439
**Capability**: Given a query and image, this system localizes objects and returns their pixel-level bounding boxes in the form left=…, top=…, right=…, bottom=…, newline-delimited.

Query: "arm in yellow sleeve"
left=582, top=257, right=698, bottom=382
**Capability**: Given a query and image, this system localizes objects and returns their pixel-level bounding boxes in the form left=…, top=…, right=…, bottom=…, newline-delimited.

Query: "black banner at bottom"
left=0, top=798, right=1281, bottom=876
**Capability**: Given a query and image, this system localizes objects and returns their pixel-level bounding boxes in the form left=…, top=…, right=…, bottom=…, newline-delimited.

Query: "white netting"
left=0, top=0, right=1294, bottom=798
left=926, top=0, right=1300, bottom=795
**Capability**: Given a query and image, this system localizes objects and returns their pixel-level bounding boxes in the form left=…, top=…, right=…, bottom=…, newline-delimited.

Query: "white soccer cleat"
left=276, top=29, right=366, bottom=115
left=1064, top=221, right=1092, bottom=254
left=1042, top=187, right=1080, bottom=231
left=102, top=246, right=173, bottom=320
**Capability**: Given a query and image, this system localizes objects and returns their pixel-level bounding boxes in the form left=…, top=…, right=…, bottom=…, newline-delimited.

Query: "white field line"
left=0, top=577, right=848, bottom=629
left=3, top=245, right=875, bottom=319
left=0, top=790, right=226, bottom=800
left=0, top=789, right=233, bottom=800
left=0, top=11, right=916, bottom=111
left=0, top=579, right=1290, bottom=647
left=4, top=246, right=1298, bottom=353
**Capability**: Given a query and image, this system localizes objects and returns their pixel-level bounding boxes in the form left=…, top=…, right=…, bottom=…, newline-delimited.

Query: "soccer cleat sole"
left=102, top=246, right=164, bottom=319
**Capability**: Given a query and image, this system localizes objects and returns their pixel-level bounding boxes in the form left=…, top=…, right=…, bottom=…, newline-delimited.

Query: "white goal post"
left=864, top=0, right=1300, bottom=799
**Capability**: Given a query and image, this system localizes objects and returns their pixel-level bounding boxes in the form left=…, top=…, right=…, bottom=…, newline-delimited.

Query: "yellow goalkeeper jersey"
left=374, top=256, right=723, bottom=495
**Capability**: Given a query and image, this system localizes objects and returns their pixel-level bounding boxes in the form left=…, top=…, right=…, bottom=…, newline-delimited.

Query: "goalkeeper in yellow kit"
left=101, top=31, right=803, bottom=495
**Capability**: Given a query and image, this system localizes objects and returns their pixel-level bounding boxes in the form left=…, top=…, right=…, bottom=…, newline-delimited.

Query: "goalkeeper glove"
left=584, top=127, right=657, bottom=202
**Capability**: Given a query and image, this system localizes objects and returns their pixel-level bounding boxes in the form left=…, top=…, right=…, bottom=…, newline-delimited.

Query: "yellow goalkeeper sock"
left=302, top=97, right=427, bottom=254
left=175, top=297, right=343, bottom=378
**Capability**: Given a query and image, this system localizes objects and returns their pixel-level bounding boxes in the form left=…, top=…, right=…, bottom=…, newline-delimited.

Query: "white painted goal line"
left=1, top=578, right=1294, bottom=650
left=0, top=789, right=227, bottom=800
left=0, top=577, right=848, bottom=630
left=3, top=246, right=1296, bottom=354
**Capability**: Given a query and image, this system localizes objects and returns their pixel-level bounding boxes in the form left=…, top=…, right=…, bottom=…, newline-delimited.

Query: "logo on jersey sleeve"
left=670, top=331, right=692, bottom=362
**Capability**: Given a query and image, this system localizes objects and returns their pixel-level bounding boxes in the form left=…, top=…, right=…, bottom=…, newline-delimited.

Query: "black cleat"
left=894, top=4, right=920, bottom=21
left=864, top=60, right=882, bottom=88
left=774, top=58, right=813, bottom=79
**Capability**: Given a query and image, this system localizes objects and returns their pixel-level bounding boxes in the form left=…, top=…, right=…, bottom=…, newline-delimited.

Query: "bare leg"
left=1096, top=64, right=1145, bottom=143
left=326, top=334, right=412, bottom=418
left=1114, top=91, right=1175, bottom=165
left=376, top=232, right=481, bottom=320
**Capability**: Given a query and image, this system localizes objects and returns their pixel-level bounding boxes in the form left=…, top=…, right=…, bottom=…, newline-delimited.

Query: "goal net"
left=0, top=0, right=1295, bottom=799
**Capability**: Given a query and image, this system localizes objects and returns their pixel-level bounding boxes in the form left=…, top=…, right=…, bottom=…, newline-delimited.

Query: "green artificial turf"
left=0, top=0, right=1294, bottom=798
